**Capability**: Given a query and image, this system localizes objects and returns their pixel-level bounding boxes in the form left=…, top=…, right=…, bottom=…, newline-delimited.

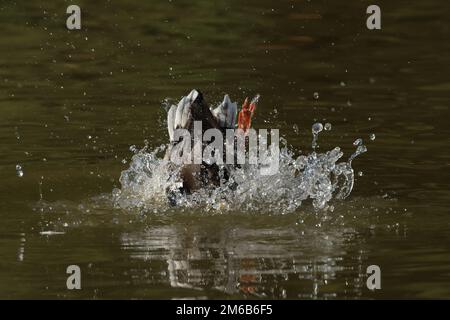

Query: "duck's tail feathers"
left=211, top=94, right=237, bottom=129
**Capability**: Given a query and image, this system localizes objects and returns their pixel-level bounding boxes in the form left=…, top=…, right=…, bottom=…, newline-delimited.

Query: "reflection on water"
left=5, top=195, right=390, bottom=299
left=120, top=223, right=368, bottom=299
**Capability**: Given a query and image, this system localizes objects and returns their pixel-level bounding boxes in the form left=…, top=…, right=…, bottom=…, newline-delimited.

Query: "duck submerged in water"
left=164, top=89, right=259, bottom=198
left=115, top=91, right=365, bottom=211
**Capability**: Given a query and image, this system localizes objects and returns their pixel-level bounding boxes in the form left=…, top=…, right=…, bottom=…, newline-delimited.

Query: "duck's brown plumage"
left=165, top=90, right=225, bottom=195
left=165, top=89, right=256, bottom=199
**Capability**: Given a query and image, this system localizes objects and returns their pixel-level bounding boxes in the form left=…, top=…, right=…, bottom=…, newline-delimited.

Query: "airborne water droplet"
left=353, top=138, right=363, bottom=146
left=369, top=133, right=376, bottom=141
left=129, top=145, right=138, bottom=153
left=324, top=123, right=332, bottom=131
left=16, top=164, right=24, bottom=177
left=313, top=92, right=319, bottom=100
left=311, top=123, right=323, bottom=150
left=348, top=144, right=367, bottom=163
left=312, top=123, right=323, bottom=134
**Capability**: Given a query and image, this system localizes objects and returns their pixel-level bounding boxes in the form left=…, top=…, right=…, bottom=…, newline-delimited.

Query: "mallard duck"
left=165, top=89, right=258, bottom=196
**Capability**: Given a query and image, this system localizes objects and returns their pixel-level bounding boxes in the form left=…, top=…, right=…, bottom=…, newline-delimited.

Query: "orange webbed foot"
left=238, top=94, right=259, bottom=132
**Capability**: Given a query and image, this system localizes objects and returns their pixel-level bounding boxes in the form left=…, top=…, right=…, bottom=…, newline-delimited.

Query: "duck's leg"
left=238, top=94, right=259, bottom=132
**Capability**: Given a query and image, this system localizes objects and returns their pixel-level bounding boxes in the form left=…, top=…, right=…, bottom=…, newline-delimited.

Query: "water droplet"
left=369, top=133, right=376, bottom=141
left=16, top=164, right=23, bottom=177
left=353, top=138, right=363, bottom=146
left=311, top=123, right=323, bottom=150
left=324, top=123, right=332, bottom=131
left=358, top=171, right=363, bottom=177
left=348, top=144, right=367, bottom=163
left=293, top=124, right=299, bottom=134
left=129, top=145, right=138, bottom=153
left=357, top=145, right=367, bottom=154
left=312, top=123, right=323, bottom=134
left=313, top=92, right=319, bottom=100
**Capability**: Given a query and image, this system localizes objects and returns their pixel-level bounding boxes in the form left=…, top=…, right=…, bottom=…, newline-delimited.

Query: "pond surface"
left=1, top=0, right=449, bottom=299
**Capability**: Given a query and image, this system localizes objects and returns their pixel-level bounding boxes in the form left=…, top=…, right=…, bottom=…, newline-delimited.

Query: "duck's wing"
left=167, top=89, right=220, bottom=141
left=167, top=104, right=177, bottom=142
left=167, top=90, right=198, bottom=141
left=211, top=94, right=237, bottom=129
left=174, top=96, right=191, bottom=131
left=169, top=90, right=197, bottom=139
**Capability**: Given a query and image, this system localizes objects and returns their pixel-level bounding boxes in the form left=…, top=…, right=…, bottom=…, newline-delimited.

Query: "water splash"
left=311, top=122, right=323, bottom=150
left=349, top=144, right=367, bottom=163
left=113, top=125, right=367, bottom=214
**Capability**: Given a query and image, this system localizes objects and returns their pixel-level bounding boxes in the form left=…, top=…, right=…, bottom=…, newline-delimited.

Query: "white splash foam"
left=113, top=123, right=367, bottom=214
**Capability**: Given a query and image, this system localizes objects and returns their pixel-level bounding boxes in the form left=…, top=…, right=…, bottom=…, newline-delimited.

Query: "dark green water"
left=1, top=0, right=449, bottom=299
